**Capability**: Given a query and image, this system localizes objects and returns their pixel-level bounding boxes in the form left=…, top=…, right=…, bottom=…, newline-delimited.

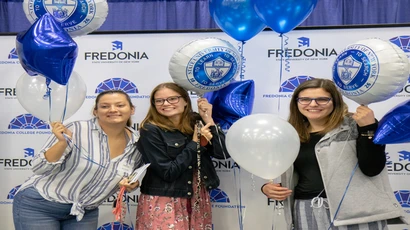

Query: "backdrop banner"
left=1, top=26, right=410, bottom=229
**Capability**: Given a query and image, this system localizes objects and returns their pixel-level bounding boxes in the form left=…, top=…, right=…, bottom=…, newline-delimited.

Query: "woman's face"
left=94, top=93, right=134, bottom=126
left=153, top=88, right=187, bottom=122
left=297, top=88, right=334, bottom=124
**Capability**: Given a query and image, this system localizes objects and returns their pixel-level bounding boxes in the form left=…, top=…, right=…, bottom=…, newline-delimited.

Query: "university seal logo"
left=24, top=0, right=99, bottom=35
left=186, top=46, right=239, bottom=91
left=332, top=44, right=379, bottom=97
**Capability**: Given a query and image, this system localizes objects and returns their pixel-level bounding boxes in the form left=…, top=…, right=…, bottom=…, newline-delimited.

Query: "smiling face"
left=154, top=87, right=187, bottom=124
left=94, top=93, right=135, bottom=126
left=297, top=88, right=334, bottom=124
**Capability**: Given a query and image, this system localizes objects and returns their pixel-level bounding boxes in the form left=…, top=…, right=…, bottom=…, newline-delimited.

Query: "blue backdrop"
left=1, top=0, right=410, bottom=33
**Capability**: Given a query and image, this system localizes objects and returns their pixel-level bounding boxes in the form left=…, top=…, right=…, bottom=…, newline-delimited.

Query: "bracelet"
left=360, top=130, right=374, bottom=140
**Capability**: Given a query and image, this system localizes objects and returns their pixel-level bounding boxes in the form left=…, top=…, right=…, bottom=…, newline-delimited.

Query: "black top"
left=293, top=123, right=386, bottom=200
left=294, top=132, right=326, bottom=199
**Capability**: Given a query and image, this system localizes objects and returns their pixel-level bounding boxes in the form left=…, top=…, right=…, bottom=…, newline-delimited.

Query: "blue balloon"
left=373, top=100, right=410, bottom=144
left=204, top=80, right=255, bottom=131
left=16, top=13, right=78, bottom=85
left=253, top=0, right=318, bottom=34
left=209, top=0, right=266, bottom=42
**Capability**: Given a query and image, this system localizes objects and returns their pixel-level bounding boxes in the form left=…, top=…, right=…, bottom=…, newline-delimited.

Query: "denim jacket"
left=138, top=122, right=229, bottom=198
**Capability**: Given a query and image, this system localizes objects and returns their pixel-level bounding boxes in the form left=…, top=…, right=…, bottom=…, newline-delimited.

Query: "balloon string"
left=125, top=191, right=135, bottom=230
left=283, top=34, right=290, bottom=73
left=60, top=81, right=69, bottom=122
left=233, top=166, right=244, bottom=230
left=327, top=163, right=358, bottom=230
left=278, top=35, right=284, bottom=112
left=271, top=200, right=283, bottom=230
left=277, top=33, right=291, bottom=113
left=62, top=133, right=123, bottom=178
left=44, top=78, right=52, bottom=122
left=237, top=41, right=247, bottom=81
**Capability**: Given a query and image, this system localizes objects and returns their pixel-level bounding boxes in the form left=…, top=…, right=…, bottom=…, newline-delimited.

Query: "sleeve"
left=203, top=125, right=230, bottom=160
left=138, top=124, right=197, bottom=182
left=356, top=122, right=386, bottom=177
left=31, top=122, right=75, bottom=175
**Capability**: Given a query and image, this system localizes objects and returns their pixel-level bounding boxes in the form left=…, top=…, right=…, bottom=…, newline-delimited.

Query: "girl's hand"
left=119, top=178, right=140, bottom=193
left=192, top=121, right=213, bottom=144
left=352, top=105, right=376, bottom=127
left=50, top=122, right=72, bottom=142
left=197, top=98, right=215, bottom=125
left=200, top=122, right=213, bottom=143
left=262, top=183, right=292, bottom=201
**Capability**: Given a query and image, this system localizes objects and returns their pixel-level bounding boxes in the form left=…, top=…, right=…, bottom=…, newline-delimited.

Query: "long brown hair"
left=93, top=90, right=134, bottom=127
left=140, top=82, right=195, bottom=135
left=288, top=79, right=347, bottom=143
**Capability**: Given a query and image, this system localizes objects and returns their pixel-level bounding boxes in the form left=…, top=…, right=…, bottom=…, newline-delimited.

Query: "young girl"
left=136, top=82, right=229, bottom=229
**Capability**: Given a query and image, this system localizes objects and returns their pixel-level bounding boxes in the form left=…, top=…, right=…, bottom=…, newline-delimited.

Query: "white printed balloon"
left=23, top=0, right=108, bottom=37
left=332, top=38, right=410, bottom=105
left=169, top=37, right=241, bottom=96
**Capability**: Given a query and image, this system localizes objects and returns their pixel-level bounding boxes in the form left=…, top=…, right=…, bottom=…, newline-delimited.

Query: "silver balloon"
left=23, top=0, right=109, bottom=37
left=333, top=38, right=410, bottom=105
left=169, top=37, right=241, bottom=96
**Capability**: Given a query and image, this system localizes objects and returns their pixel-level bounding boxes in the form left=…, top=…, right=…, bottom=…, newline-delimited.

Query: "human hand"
left=197, top=98, right=215, bottom=125
left=119, top=178, right=140, bottom=193
left=262, top=183, right=292, bottom=201
left=50, top=122, right=72, bottom=142
left=200, top=122, right=213, bottom=144
left=352, top=105, right=376, bottom=127
left=192, top=121, right=214, bottom=144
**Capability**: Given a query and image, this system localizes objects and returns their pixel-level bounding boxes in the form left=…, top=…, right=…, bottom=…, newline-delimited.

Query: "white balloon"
left=225, top=114, right=300, bottom=180
left=333, top=38, right=410, bottom=105
left=23, top=0, right=109, bottom=37
left=169, top=37, right=241, bottom=95
left=16, top=71, right=87, bottom=122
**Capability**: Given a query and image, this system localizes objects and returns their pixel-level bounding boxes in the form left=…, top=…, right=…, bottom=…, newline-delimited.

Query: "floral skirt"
left=136, top=175, right=212, bottom=229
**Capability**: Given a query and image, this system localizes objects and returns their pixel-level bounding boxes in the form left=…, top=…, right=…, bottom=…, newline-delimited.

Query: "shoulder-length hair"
left=140, top=82, right=195, bottom=135
left=288, top=78, right=347, bottom=143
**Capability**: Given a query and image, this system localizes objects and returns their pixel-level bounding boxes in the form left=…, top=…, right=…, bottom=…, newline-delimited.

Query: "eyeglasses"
left=297, top=97, right=332, bottom=105
left=153, top=96, right=183, bottom=105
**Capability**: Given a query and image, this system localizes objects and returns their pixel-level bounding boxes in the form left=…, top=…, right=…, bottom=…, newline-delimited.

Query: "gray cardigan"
left=280, top=116, right=409, bottom=228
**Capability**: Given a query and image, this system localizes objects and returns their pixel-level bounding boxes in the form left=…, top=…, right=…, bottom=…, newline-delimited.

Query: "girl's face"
left=94, top=93, right=134, bottom=126
left=153, top=88, right=187, bottom=122
left=297, top=88, right=334, bottom=124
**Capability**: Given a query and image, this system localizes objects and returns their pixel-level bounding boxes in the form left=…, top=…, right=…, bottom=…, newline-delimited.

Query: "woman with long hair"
left=136, top=82, right=229, bottom=229
left=262, top=79, right=408, bottom=229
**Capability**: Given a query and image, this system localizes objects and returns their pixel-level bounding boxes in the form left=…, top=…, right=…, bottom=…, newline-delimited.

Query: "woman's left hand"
left=119, top=178, right=140, bottom=193
left=200, top=122, right=213, bottom=143
left=197, top=98, right=215, bottom=125
left=352, top=105, right=376, bottom=127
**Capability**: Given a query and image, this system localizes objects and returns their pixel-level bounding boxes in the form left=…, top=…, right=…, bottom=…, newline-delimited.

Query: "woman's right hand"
left=262, top=183, right=292, bottom=201
left=51, top=122, right=72, bottom=142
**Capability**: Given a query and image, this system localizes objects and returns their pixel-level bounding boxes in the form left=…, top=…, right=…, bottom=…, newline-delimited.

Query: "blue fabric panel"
left=1, top=0, right=410, bottom=33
